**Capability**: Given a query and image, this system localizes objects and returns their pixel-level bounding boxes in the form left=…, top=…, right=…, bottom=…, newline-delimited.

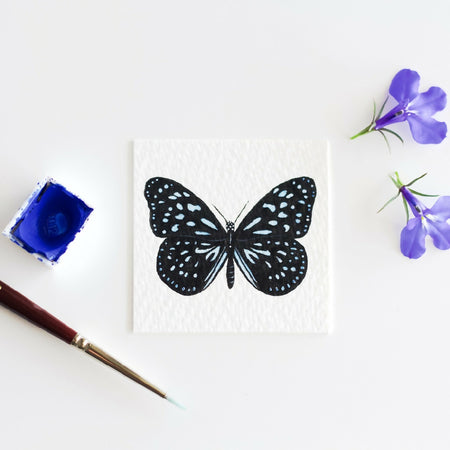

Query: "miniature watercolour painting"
left=133, top=140, right=330, bottom=333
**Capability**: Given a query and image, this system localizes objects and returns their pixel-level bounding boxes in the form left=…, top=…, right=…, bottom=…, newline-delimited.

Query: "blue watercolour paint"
left=3, top=178, right=93, bottom=265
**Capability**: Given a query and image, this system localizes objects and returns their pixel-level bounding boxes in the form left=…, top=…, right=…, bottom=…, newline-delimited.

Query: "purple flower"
left=400, top=188, right=450, bottom=258
left=380, top=172, right=450, bottom=259
left=352, top=69, right=447, bottom=146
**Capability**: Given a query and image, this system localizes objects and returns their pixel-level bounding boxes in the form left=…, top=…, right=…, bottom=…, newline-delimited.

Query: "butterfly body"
left=224, top=221, right=236, bottom=289
left=144, top=176, right=316, bottom=296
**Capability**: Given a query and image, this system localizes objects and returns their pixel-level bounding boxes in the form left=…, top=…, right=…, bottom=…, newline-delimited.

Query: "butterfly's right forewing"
left=235, top=177, right=316, bottom=240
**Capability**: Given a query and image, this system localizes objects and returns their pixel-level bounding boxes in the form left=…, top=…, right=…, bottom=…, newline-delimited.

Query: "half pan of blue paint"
left=3, top=178, right=93, bottom=265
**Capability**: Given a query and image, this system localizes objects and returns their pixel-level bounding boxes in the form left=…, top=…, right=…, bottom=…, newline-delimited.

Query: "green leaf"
left=389, top=172, right=403, bottom=189
left=389, top=174, right=397, bottom=186
left=377, top=129, right=392, bottom=152
left=379, top=127, right=404, bottom=143
left=409, top=189, right=439, bottom=198
left=405, top=172, right=427, bottom=187
left=371, top=100, right=377, bottom=123
left=375, top=96, right=389, bottom=121
left=377, top=192, right=400, bottom=213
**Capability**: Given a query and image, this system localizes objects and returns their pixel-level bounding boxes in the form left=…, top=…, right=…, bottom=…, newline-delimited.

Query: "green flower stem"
left=350, top=123, right=375, bottom=140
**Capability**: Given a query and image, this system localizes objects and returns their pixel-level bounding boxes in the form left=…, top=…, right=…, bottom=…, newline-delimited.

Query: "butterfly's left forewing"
left=234, top=177, right=316, bottom=296
left=144, top=177, right=225, bottom=240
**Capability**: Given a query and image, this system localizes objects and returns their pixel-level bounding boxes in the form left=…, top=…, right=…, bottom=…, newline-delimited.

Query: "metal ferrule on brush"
left=71, top=334, right=167, bottom=399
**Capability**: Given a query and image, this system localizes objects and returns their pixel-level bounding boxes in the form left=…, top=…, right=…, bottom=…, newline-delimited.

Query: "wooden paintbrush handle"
left=0, top=280, right=77, bottom=344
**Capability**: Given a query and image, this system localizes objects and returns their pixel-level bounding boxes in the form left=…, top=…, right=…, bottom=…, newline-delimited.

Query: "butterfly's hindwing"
left=144, top=177, right=225, bottom=239
left=235, top=177, right=316, bottom=240
left=157, top=238, right=227, bottom=295
left=234, top=239, right=307, bottom=296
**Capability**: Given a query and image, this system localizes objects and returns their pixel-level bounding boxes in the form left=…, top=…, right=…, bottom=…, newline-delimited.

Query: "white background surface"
left=1, top=1, right=450, bottom=449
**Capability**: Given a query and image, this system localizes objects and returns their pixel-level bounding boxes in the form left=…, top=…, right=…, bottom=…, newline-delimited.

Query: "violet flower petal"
left=429, top=196, right=450, bottom=220
left=406, top=114, right=447, bottom=144
left=389, top=69, right=420, bottom=103
left=409, top=87, right=447, bottom=116
left=425, top=220, right=450, bottom=250
left=400, top=216, right=427, bottom=259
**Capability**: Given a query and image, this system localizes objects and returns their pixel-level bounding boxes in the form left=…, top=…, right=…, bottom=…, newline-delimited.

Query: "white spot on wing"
left=263, top=203, right=275, bottom=212
left=244, top=249, right=258, bottom=264
left=243, top=217, right=261, bottom=230
left=253, top=230, right=271, bottom=235
left=188, top=203, right=201, bottom=212
left=234, top=250, right=257, bottom=287
left=201, top=218, right=218, bottom=230
left=253, top=248, right=271, bottom=256
left=203, top=250, right=227, bottom=289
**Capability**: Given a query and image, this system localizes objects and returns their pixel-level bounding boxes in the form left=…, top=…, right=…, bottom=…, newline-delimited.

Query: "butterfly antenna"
left=212, top=205, right=228, bottom=223
left=234, top=201, right=249, bottom=223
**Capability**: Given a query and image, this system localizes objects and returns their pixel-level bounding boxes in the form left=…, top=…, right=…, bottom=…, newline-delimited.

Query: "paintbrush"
left=0, top=280, right=183, bottom=409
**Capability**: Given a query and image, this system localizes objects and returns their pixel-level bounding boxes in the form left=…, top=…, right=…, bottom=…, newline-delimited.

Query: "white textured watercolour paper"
left=133, top=140, right=330, bottom=333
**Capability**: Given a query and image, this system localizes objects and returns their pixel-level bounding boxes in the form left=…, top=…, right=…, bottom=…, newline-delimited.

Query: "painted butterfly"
left=144, top=177, right=316, bottom=296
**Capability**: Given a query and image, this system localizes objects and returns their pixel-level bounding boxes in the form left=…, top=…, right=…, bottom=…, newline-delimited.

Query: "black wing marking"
left=144, top=177, right=225, bottom=240
left=235, top=177, right=316, bottom=240
left=157, top=238, right=227, bottom=295
left=234, top=239, right=307, bottom=296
